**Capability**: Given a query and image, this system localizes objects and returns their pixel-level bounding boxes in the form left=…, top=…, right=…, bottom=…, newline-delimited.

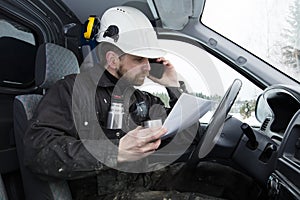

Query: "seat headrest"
left=35, top=43, right=80, bottom=89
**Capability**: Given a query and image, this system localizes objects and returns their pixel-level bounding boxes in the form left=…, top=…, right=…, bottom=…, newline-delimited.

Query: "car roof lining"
left=61, top=0, right=204, bottom=30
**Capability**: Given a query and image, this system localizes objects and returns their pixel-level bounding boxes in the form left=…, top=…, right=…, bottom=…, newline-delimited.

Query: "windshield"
left=201, top=0, right=300, bottom=82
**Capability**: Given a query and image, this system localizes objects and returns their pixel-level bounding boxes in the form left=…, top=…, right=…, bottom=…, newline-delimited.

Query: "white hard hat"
left=96, top=6, right=166, bottom=58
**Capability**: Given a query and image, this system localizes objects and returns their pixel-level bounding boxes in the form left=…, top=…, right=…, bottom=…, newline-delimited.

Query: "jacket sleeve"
left=166, top=81, right=187, bottom=108
left=24, top=79, right=119, bottom=180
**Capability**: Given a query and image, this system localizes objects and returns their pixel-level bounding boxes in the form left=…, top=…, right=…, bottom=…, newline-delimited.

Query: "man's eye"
left=136, top=57, right=145, bottom=62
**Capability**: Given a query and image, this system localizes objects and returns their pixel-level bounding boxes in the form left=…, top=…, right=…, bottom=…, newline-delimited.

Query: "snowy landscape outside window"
left=202, top=0, right=300, bottom=82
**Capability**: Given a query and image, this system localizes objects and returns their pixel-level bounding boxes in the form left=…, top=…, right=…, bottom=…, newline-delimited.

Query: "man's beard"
left=116, top=64, right=147, bottom=86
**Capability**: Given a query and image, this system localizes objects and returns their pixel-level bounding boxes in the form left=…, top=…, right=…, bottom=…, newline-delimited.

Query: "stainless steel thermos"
left=107, top=102, right=124, bottom=129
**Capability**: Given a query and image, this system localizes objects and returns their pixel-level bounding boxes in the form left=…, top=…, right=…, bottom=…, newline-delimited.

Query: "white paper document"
left=162, top=93, right=213, bottom=139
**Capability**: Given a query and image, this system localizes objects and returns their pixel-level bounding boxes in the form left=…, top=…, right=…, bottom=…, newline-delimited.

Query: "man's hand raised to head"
left=117, top=126, right=167, bottom=163
left=148, top=57, right=179, bottom=87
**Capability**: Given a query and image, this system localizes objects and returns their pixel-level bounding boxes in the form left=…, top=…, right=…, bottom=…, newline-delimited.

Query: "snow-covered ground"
left=200, top=111, right=261, bottom=127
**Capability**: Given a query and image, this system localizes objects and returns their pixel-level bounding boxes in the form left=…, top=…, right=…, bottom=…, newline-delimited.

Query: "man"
left=24, top=6, right=203, bottom=199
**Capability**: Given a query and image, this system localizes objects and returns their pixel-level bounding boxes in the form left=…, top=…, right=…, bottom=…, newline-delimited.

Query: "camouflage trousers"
left=100, top=190, right=225, bottom=200
left=70, top=161, right=260, bottom=200
left=70, top=162, right=228, bottom=200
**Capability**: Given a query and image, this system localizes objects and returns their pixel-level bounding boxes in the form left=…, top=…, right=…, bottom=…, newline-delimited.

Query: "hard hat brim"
left=126, top=47, right=166, bottom=59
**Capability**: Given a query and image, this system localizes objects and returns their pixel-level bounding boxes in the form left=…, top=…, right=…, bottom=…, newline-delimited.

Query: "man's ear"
left=106, top=51, right=119, bottom=70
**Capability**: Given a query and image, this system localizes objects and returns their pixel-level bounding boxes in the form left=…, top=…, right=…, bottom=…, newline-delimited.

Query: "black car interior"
left=0, top=0, right=300, bottom=199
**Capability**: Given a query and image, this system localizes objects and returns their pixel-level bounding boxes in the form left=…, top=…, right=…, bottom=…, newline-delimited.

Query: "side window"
left=138, top=39, right=262, bottom=127
left=205, top=55, right=262, bottom=127
left=0, top=18, right=37, bottom=88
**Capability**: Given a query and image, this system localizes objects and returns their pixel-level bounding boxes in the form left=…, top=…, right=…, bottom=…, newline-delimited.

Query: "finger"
left=134, top=127, right=166, bottom=148
left=140, top=139, right=161, bottom=153
left=137, top=126, right=161, bottom=136
left=162, top=60, right=169, bottom=65
left=157, top=57, right=164, bottom=62
left=138, top=127, right=166, bottom=139
left=146, top=127, right=167, bottom=142
left=127, top=126, right=144, bottom=137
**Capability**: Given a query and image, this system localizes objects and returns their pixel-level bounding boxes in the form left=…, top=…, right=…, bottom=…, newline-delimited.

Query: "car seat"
left=13, top=43, right=80, bottom=200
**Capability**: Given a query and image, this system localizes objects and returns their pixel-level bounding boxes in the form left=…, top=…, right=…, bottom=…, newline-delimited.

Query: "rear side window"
left=0, top=19, right=37, bottom=88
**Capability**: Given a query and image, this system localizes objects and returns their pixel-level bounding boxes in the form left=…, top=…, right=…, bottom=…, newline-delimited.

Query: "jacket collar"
left=87, top=65, right=117, bottom=88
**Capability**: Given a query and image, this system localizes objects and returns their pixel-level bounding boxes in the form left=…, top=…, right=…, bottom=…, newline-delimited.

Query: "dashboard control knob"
left=259, top=143, right=277, bottom=162
left=267, top=175, right=279, bottom=198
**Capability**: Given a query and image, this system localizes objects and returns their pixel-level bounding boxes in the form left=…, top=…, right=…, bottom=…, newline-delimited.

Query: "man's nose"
left=142, top=60, right=151, bottom=71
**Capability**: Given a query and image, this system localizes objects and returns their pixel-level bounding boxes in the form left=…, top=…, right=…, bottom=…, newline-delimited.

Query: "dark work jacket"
left=24, top=66, right=184, bottom=181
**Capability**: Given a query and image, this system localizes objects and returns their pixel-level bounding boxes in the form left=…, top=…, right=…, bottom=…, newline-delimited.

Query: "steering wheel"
left=197, top=79, right=242, bottom=158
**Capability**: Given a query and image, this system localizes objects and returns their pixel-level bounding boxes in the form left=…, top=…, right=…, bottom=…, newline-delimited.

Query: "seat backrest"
left=14, top=43, right=79, bottom=200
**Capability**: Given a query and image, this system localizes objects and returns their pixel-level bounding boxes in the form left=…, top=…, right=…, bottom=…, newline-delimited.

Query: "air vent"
left=261, top=118, right=271, bottom=131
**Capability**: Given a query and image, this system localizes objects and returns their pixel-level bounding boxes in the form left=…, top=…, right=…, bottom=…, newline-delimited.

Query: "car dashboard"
left=256, top=85, right=300, bottom=144
left=253, top=85, right=300, bottom=199
left=204, top=84, right=300, bottom=199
